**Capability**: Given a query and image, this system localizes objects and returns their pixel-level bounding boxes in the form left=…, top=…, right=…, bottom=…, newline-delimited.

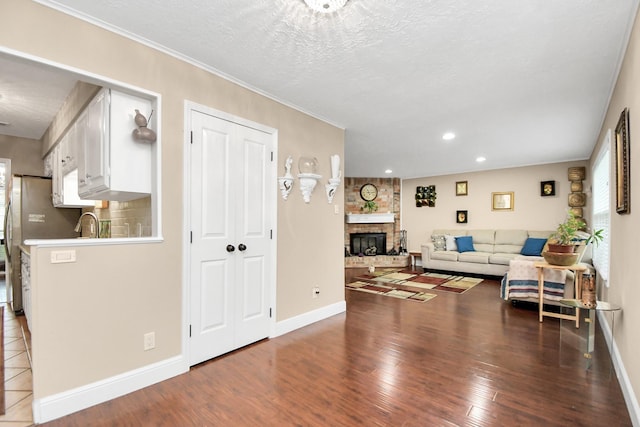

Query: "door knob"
left=238, top=243, right=247, bottom=251
left=226, top=244, right=235, bottom=252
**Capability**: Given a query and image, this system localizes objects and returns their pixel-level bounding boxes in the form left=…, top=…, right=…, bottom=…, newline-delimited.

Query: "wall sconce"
left=297, top=157, right=321, bottom=203
left=325, top=154, right=341, bottom=203
left=278, top=155, right=294, bottom=200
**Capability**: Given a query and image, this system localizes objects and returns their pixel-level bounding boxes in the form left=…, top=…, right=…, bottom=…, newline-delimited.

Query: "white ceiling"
left=4, top=0, right=639, bottom=178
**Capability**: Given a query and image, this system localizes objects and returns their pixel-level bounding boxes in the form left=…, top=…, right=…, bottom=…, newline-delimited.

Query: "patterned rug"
left=346, top=268, right=484, bottom=301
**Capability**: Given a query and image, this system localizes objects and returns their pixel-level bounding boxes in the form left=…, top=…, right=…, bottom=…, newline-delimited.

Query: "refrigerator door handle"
left=3, top=198, right=11, bottom=263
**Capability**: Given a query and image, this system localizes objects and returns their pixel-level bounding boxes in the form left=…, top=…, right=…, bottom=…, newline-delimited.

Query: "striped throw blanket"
left=500, top=259, right=567, bottom=301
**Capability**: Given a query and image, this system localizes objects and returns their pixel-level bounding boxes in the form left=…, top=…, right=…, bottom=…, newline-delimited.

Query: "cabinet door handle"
left=226, top=245, right=235, bottom=253
left=238, top=244, right=247, bottom=252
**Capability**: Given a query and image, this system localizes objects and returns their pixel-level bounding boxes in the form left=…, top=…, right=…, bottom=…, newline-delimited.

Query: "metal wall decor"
left=615, top=107, right=631, bottom=214
left=567, top=166, right=586, bottom=219
left=415, top=185, right=436, bottom=207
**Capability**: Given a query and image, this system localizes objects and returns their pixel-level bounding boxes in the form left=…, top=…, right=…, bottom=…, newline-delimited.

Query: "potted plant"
left=362, top=200, right=378, bottom=213
left=544, top=211, right=603, bottom=265
left=548, top=211, right=603, bottom=252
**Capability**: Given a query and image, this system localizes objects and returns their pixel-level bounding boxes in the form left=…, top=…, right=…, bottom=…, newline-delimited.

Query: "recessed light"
left=384, top=169, right=392, bottom=174
left=476, top=156, right=486, bottom=163
left=442, top=132, right=455, bottom=141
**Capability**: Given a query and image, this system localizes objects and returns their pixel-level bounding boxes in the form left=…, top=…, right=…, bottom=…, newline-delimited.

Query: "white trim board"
left=597, top=310, right=639, bottom=426
left=33, top=356, right=187, bottom=424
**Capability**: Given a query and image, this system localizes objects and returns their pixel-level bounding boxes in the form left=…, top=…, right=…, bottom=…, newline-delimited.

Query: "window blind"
left=592, top=131, right=611, bottom=282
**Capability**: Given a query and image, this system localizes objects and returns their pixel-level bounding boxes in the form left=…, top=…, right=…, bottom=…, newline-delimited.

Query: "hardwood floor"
left=42, top=276, right=631, bottom=426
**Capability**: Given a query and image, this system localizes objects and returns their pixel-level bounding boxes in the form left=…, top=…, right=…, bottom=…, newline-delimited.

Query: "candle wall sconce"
left=297, top=157, right=321, bottom=203
left=278, top=155, right=294, bottom=200
left=325, top=154, right=341, bottom=203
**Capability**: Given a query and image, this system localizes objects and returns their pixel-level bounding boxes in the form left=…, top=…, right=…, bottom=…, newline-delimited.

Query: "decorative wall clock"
left=360, top=183, right=378, bottom=201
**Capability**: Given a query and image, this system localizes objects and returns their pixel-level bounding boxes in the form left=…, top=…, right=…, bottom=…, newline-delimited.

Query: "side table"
left=533, top=261, right=587, bottom=328
left=409, top=251, right=422, bottom=269
left=560, top=299, right=621, bottom=370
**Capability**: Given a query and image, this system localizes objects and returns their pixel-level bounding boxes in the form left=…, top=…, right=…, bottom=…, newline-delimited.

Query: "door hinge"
left=190, top=131, right=193, bottom=144
left=269, top=308, right=272, bottom=318
left=189, top=324, right=192, bottom=337
left=190, top=231, right=193, bottom=243
left=270, top=229, right=273, bottom=239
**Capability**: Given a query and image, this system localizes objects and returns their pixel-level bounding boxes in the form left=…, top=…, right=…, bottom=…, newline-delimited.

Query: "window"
left=592, top=130, right=611, bottom=283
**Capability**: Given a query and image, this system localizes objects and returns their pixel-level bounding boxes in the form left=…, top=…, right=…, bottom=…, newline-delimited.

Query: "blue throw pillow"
left=520, top=237, right=547, bottom=256
left=455, top=236, right=475, bottom=253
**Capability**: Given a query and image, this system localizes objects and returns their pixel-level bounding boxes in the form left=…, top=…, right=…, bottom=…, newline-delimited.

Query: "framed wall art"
left=615, top=108, right=630, bottom=214
left=456, top=181, right=468, bottom=196
left=540, top=180, right=555, bottom=197
left=456, top=210, right=468, bottom=223
left=492, top=192, right=514, bottom=211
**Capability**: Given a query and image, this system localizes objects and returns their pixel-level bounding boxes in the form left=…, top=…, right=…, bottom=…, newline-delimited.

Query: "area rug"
left=348, top=268, right=484, bottom=295
left=346, top=280, right=438, bottom=303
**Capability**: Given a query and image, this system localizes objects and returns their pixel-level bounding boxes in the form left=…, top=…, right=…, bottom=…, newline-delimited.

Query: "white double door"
left=189, top=109, right=273, bottom=366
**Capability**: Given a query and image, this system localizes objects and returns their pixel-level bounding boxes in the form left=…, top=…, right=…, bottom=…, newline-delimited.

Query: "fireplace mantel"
left=346, top=213, right=395, bottom=224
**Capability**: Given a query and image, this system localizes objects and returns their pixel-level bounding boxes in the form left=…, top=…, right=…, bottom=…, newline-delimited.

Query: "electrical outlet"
left=312, top=286, right=320, bottom=298
left=144, top=332, right=155, bottom=351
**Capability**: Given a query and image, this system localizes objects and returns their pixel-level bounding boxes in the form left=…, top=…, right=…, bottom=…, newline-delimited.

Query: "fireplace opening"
left=350, top=233, right=387, bottom=256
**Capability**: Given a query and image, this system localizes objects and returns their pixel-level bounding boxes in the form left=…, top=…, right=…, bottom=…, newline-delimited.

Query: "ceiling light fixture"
left=304, top=0, right=348, bottom=13
left=442, top=132, right=455, bottom=141
left=385, top=169, right=392, bottom=174
left=476, top=156, right=486, bottom=163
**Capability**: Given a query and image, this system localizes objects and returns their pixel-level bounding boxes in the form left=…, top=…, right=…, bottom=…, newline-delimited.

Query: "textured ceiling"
left=5, top=0, right=639, bottom=178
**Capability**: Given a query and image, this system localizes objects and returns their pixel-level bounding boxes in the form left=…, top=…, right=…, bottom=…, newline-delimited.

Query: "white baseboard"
left=33, top=355, right=188, bottom=424
left=597, top=311, right=639, bottom=426
left=272, top=300, right=346, bottom=338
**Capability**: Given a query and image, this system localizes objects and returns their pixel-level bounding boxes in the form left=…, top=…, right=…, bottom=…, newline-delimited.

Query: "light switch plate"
left=50, top=250, right=76, bottom=264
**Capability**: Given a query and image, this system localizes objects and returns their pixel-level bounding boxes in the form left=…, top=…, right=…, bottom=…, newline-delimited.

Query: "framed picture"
left=540, top=180, right=555, bottom=197
left=492, top=192, right=514, bottom=211
left=615, top=108, right=630, bottom=214
left=456, top=181, right=468, bottom=196
left=456, top=210, right=468, bottom=223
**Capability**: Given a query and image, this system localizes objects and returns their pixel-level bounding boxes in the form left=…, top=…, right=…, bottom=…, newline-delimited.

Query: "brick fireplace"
left=344, top=177, right=409, bottom=268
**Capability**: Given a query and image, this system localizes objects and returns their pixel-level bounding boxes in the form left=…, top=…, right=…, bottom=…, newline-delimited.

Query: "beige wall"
left=1, top=0, right=344, bottom=401
left=589, top=9, right=640, bottom=415
left=0, top=135, right=45, bottom=176
left=402, top=160, right=589, bottom=252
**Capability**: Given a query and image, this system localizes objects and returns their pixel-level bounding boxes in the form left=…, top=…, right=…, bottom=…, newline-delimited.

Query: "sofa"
left=420, top=229, right=553, bottom=277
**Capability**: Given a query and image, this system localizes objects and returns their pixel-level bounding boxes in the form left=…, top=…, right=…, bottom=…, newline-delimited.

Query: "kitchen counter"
left=19, top=244, right=30, bottom=255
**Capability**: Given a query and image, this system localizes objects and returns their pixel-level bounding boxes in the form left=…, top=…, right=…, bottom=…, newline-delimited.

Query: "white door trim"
left=182, top=101, right=278, bottom=366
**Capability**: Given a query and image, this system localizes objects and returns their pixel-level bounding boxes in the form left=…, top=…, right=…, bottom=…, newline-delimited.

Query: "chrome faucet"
left=74, top=212, right=100, bottom=238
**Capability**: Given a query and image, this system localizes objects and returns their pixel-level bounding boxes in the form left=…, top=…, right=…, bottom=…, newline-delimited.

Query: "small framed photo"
left=492, top=192, right=514, bottom=211
left=540, top=180, right=555, bottom=197
left=456, top=210, right=468, bottom=223
left=455, top=181, right=468, bottom=196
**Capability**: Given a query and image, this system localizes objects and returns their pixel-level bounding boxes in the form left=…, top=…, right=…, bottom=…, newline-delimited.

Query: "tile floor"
left=0, top=279, right=34, bottom=427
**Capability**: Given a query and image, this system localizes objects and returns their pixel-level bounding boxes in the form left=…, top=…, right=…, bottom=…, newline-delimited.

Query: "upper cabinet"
left=78, top=88, right=153, bottom=201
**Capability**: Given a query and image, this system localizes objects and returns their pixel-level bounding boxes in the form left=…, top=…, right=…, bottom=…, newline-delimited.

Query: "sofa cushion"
left=494, top=230, right=528, bottom=254
left=431, top=251, right=459, bottom=262
left=445, top=234, right=458, bottom=251
left=490, top=252, right=520, bottom=266
left=520, top=237, right=548, bottom=256
left=458, top=251, right=490, bottom=264
left=470, top=230, right=495, bottom=252
left=455, top=236, right=475, bottom=252
left=432, top=234, right=446, bottom=251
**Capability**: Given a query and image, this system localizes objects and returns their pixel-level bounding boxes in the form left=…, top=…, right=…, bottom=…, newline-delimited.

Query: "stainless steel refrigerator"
left=3, top=175, right=81, bottom=313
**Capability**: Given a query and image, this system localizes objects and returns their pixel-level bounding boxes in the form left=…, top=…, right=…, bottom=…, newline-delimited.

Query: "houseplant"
left=544, top=211, right=603, bottom=265
left=362, top=200, right=378, bottom=213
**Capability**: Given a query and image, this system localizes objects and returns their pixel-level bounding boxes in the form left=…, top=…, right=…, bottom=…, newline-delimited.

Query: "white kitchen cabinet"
left=78, top=88, right=152, bottom=201
left=60, top=119, right=79, bottom=175
left=20, top=249, right=31, bottom=331
left=51, top=131, right=94, bottom=208
left=44, top=150, right=54, bottom=177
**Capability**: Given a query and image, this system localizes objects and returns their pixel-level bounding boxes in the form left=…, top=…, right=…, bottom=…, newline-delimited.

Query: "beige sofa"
left=420, top=229, right=553, bottom=276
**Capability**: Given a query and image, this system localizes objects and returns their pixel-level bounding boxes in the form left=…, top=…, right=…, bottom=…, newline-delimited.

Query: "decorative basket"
left=542, top=251, right=579, bottom=266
